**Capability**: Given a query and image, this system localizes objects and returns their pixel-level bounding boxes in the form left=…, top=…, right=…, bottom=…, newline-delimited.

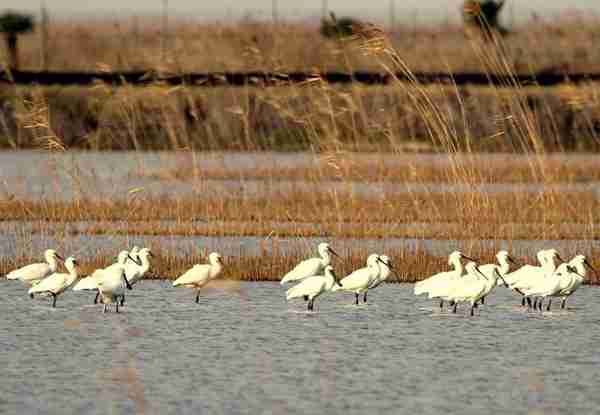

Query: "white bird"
left=173, top=252, right=224, bottom=303
left=414, top=251, right=475, bottom=309
left=28, top=256, right=80, bottom=308
left=280, top=242, right=339, bottom=285
left=97, top=265, right=133, bottom=313
left=6, top=249, right=64, bottom=287
left=129, top=246, right=141, bottom=262
left=363, top=255, right=399, bottom=303
left=533, top=255, right=597, bottom=311
left=442, top=262, right=490, bottom=316
left=510, top=249, right=563, bottom=308
left=73, top=250, right=139, bottom=304
left=115, top=248, right=152, bottom=306
left=125, top=248, right=153, bottom=286
left=332, top=254, right=383, bottom=305
left=475, top=250, right=516, bottom=304
left=286, top=265, right=342, bottom=311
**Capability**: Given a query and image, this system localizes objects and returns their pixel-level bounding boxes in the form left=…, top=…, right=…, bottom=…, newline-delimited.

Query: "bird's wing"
left=8, top=263, right=49, bottom=282
left=286, top=277, right=325, bottom=300
left=504, top=265, right=539, bottom=285
left=72, top=274, right=100, bottom=291
left=414, top=270, right=453, bottom=294
left=28, top=273, right=65, bottom=294
left=280, top=258, right=322, bottom=284
left=173, top=265, right=210, bottom=287
left=450, top=280, right=485, bottom=302
left=339, top=268, right=373, bottom=291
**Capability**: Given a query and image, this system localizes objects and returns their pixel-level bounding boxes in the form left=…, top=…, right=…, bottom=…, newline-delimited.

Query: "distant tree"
left=320, top=12, right=359, bottom=39
left=462, top=0, right=508, bottom=39
left=0, top=11, right=35, bottom=69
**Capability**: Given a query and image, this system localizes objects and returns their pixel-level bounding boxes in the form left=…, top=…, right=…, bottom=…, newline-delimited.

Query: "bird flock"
left=3, top=243, right=596, bottom=316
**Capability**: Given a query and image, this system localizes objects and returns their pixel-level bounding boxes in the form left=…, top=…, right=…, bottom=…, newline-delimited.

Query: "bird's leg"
left=103, top=304, right=107, bottom=313
left=452, top=303, right=457, bottom=314
left=533, top=298, right=538, bottom=309
left=303, top=295, right=309, bottom=301
left=307, top=299, right=313, bottom=311
left=481, top=296, right=485, bottom=305
left=561, top=298, right=566, bottom=309
left=363, top=292, right=368, bottom=303
left=470, top=306, right=475, bottom=317
left=521, top=296, right=526, bottom=307
left=440, top=300, right=444, bottom=309
left=355, top=293, right=359, bottom=305
left=195, top=291, right=200, bottom=304
left=116, top=302, right=119, bottom=313
left=120, top=295, right=125, bottom=307
left=526, top=297, right=532, bottom=308
left=546, top=299, right=552, bottom=311
left=94, top=292, right=99, bottom=304
left=537, top=298, right=543, bottom=311
left=51, top=293, right=57, bottom=308
left=29, top=293, right=34, bottom=299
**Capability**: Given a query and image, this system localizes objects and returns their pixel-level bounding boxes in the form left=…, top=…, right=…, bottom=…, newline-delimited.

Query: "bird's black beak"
left=496, top=270, right=509, bottom=288
left=56, top=254, right=65, bottom=262
left=584, top=260, right=598, bottom=278
left=328, top=247, right=340, bottom=258
left=123, top=274, right=133, bottom=290
left=462, top=255, right=478, bottom=262
left=508, top=256, right=518, bottom=266
left=475, top=266, right=489, bottom=280
left=128, top=254, right=142, bottom=266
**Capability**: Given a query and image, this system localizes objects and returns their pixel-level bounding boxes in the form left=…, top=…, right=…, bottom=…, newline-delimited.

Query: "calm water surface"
left=1, top=280, right=599, bottom=414
left=2, top=151, right=600, bottom=200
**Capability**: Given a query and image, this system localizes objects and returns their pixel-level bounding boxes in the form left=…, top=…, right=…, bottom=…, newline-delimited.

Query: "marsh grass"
left=4, top=241, right=599, bottom=284
left=1, top=190, right=597, bottom=226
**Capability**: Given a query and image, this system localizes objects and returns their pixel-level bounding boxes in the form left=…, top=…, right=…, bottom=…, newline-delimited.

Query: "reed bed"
left=1, top=190, right=597, bottom=226
left=3, top=241, right=599, bottom=284
left=2, top=83, right=600, bottom=151
left=3, top=219, right=600, bottom=241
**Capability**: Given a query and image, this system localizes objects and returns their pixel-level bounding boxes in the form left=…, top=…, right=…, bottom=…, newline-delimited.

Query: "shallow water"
left=2, top=151, right=600, bottom=201
left=1, top=280, right=599, bottom=415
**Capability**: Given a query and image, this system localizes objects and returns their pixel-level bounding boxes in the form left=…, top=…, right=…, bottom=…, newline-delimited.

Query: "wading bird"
left=173, top=252, right=224, bottom=303
left=6, top=249, right=64, bottom=289
left=28, top=256, right=80, bottom=308
left=333, top=254, right=384, bottom=305
left=414, top=251, right=475, bottom=309
left=97, top=265, right=133, bottom=313
left=286, top=265, right=342, bottom=311
left=280, top=242, right=339, bottom=285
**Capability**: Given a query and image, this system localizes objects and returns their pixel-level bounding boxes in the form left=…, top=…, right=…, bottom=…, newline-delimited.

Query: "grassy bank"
left=6, top=18, right=600, bottom=74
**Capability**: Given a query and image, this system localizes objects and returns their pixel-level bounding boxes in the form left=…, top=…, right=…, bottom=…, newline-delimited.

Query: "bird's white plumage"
left=510, top=250, right=561, bottom=293
left=73, top=250, right=130, bottom=292
left=280, top=243, right=335, bottom=285
left=28, top=257, right=79, bottom=298
left=6, top=249, right=61, bottom=285
left=126, top=248, right=152, bottom=286
left=414, top=251, right=465, bottom=296
left=368, top=255, right=393, bottom=290
left=286, top=265, right=340, bottom=301
left=173, top=252, right=223, bottom=293
left=333, top=254, right=380, bottom=295
left=97, top=265, right=130, bottom=309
